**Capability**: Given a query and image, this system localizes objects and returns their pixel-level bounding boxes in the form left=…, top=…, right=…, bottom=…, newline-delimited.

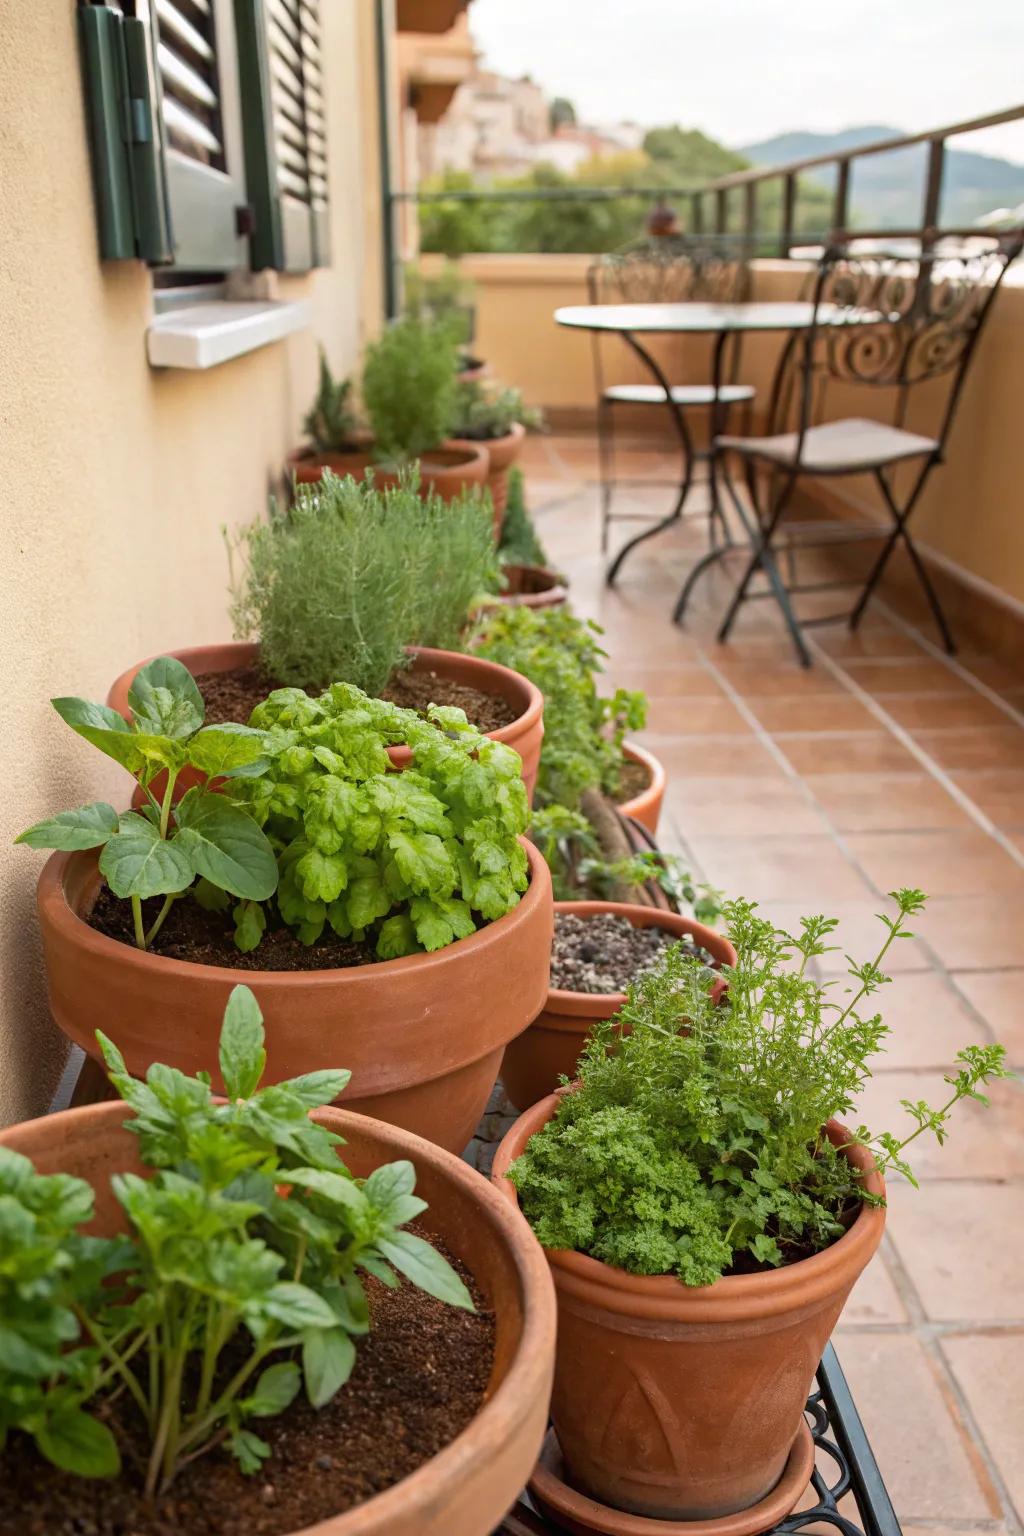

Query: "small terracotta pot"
left=474, top=564, right=568, bottom=615
left=107, top=642, right=545, bottom=803
left=287, top=441, right=490, bottom=505
left=36, top=839, right=553, bottom=1156
left=0, top=1101, right=557, bottom=1536
left=500, top=902, right=736, bottom=1113
left=448, top=423, right=525, bottom=537
left=493, top=1106, right=885, bottom=1523
left=617, top=741, right=666, bottom=835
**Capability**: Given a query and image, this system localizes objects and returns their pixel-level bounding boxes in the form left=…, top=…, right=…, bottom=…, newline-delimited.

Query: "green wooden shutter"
left=234, top=0, right=331, bottom=272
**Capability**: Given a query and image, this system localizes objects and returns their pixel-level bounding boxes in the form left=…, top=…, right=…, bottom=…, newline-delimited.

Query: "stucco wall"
left=0, top=1, right=383, bottom=1123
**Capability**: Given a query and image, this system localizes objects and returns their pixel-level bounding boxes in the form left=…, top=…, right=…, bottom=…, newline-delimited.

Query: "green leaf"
left=283, top=1167, right=367, bottom=1216
left=302, top=1326, right=355, bottom=1408
left=229, top=1427, right=271, bottom=1475
left=0, top=1324, right=58, bottom=1376
left=194, top=876, right=231, bottom=912
left=219, top=985, right=266, bottom=1100
left=376, top=914, right=419, bottom=960
left=233, top=899, right=267, bottom=953
left=127, top=656, right=205, bottom=739
left=174, top=789, right=278, bottom=901
left=99, top=816, right=193, bottom=900
left=262, top=1282, right=340, bottom=1330
left=16, top=802, right=118, bottom=851
left=375, top=1230, right=474, bottom=1310
left=51, top=696, right=142, bottom=773
left=296, top=847, right=348, bottom=903
left=280, top=1069, right=351, bottom=1108
left=37, top=1409, right=120, bottom=1479
left=243, top=1360, right=301, bottom=1418
left=188, top=724, right=271, bottom=780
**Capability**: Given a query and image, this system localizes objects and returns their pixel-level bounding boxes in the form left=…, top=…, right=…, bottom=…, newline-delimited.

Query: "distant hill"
left=737, top=126, right=1024, bottom=229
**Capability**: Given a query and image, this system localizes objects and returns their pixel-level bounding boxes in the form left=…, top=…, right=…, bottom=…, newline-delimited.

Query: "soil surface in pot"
left=0, top=1239, right=495, bottom=1536
left=550, top=912, right=708, bottom=994
left=193, top=665, right=518, bottom=734
left=616, top=757, right=652, bottom=803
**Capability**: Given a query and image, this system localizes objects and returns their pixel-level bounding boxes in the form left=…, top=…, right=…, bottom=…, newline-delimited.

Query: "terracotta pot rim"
left=3, top=1100, right=557, bottom=1536
left=546, top=901, right=736, bottom=1017
left=493, top=1102, right=886, bottom=1319
left=617, top=740, right=664, bottom=808
left=448, top=422, right=526, bottom=452
left=39, top=837, right=548, bottom=988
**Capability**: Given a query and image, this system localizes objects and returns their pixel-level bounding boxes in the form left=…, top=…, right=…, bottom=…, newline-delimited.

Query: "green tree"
left=549, top=96, right=577, bottom=131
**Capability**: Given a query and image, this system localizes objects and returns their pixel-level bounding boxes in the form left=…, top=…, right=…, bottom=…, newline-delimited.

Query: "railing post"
left=691, top=191, right=703, bottom=236
left=833, top=158, right=850, bottom=239
left=780, top=172, right=796, bottom=257
left=715, top=187, right=727, bottom=241
left=921, top=136, right=945, bottom=249
left=744, top=181, right=757, bottom=258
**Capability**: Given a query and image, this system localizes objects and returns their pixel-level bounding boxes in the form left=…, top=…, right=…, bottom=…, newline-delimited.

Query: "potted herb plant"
left=448, top=378, right=543, bottom=535
left=20, top=661, right=553, bottom=1154
left=492, top=893, right=1010, bottom=1531
left=500, top=901, right=735, bottom=1113
left=0, top=988, right=556, bottom=1534
left=109, top=474, right=545, bottom=799
left=286, top=347, right=370, bottom=486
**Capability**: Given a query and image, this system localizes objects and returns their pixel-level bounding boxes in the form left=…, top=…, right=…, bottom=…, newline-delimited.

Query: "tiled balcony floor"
left=520, top=431, right=1024, bottom=1536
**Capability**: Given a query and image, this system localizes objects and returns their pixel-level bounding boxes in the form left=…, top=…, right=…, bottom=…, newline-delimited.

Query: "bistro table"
left=554, top=301, right=841, bottom=600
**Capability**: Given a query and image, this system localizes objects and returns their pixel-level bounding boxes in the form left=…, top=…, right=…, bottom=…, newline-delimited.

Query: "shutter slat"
left=158, top=41, right=217, bottom=110
left=155, top=0, right=213, bottom=63
left=155, top=0, right=224, bottom=174
left=278, top=165, right=310, bottom=199
left=162, top=96, right=222, bottom=157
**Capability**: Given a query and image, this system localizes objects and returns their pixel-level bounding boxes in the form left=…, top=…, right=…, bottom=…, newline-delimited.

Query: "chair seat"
left=605, top=383, right=755, bottom=406
left=715, top=417, right=939, bottom=474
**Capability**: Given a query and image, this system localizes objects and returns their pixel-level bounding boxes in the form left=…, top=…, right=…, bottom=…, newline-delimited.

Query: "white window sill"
left=146, top=299, right=312, bottom=370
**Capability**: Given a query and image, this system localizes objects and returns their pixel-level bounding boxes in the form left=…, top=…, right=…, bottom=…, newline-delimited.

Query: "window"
left=77, top=0, right=329, bottom=275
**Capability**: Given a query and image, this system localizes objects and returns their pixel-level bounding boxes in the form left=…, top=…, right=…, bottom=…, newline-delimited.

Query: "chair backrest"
left=771, top=235, right=1022, bottom=457
left=586, top=238, right=751, bottom=305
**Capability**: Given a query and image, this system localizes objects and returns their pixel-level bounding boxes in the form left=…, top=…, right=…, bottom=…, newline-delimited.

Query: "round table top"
left=555, top=301, right=840, bottom=334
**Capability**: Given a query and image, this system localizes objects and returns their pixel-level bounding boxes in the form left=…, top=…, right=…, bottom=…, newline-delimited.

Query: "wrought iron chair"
left=677, top=235, right=1022, bottom=665
left=586, top=239, right=756, bottom=573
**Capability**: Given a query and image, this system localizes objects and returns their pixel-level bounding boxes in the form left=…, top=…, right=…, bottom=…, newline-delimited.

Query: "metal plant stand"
left=494, top=1343, right=902, bottom=1535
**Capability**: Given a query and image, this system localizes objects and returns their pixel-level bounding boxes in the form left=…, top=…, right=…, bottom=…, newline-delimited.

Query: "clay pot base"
left=528, top=1423, right=815, bottom=1536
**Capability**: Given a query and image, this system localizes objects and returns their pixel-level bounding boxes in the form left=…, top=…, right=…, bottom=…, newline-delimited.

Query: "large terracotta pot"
left=36, top=840, right=553, bottom=1157
left=616, top=741, right=666, bottom=836
left=107, top=641, right=545, bottom=803
left=0, top=1101, right=557, bottom=1536
left=500, top=902, right=736, bottom=1113
left=493, top=1106, right=885, bottom=1523
left=474, top=564, right=568, bottom=615
left=287, top=441, right=490, bottom=504
left=448, top=423, right=525, bottom=537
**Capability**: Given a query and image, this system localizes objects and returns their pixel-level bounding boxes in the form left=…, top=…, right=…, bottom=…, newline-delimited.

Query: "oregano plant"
left=16, top=658, right=278, bottom=950
left=0, top=987, right=473, bottom=1494
left=510, top=890, right=1011, bottom=1286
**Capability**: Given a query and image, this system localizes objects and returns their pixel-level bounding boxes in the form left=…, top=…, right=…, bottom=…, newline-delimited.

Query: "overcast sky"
left=469, top=0, right=1024, bottom=163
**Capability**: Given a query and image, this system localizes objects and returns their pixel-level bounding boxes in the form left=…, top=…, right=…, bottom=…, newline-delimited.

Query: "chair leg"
left=716, top=470, right=812, bottom=667
left=852, top=466, right=956, bottom=653
left=597, top=397, right=614, bottom=555
left=607, top=422, right=695, bottom=585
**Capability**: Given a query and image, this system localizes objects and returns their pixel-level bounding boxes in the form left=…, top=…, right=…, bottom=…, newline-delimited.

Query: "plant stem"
left=159, top=770, right=179, bottom=840
left=145, top=894, right=178, bottom=948
left=71, top=1307, right=151, bottom=1423
left=131, top=894, right=147, bottom=951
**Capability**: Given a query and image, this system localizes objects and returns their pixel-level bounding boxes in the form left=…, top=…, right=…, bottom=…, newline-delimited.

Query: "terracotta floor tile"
left=806, top=774, right=973, bottom=833
left=778, top=732, right=921, bottom=777
left=951, top=971, right=1024, bottom=1066
left=911, top=726, right=1024, bottom=774
left=641, top=736, right=785, bottom=778
left=829, top=1333, right=997, bottom=1520
left=665, top=777, right=830, bottom=837
left=604, top=663, right=724, bottom=699
left=885, top=1182, right=1024, bottom=1323
left=766, top=900, right=934, bottom=973
left=710, top=661, right=849, bottom=697
left=635, top=697, right=751, bottom=735
left=912, top=894, right=1023, bottom=971
left=852, top=1072, right=1024, bottom=1181
left=843, top=829, right=1024, bottom=900
left=811, top=625, right=932, bottom=660
left=881, top=693, right=1021, bottom=731
left=949, top=769, right=1024, bottom=828
left=750, top=695, right=881, bottom=734
left=841, top=1244, right=908, bottom=1325
left=941, top=1333, right=1024, bottom=1521
left=858, top=970, right=994, bottom=1068
left=956, top=655, right=1024, bottom=693
left=839, top=658, right=974, bottom=696
left=686, top=834, right=874, bottom=905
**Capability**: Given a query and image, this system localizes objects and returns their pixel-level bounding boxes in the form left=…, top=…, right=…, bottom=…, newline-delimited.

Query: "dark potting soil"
left=87, top=885, right=381, bottom=971
left=193, top=664, right=519, bottom=734
left=616, top=757, right=651, bottom=803
left=550, top=911, right=709, bottom=995
left=0, top=1240, right=495, bottom=1536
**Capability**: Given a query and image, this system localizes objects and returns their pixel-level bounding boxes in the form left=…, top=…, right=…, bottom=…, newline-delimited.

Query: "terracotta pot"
left=287, top=441, right=490, bottom=504
left=493, top=1106, right=885, bottom=1523
left=500, top=902, right=736, bottom=1113
left=107, top=641, right=545, bottom=803
left=616, top=741, right=666, bottom=836
left=474, top=564, right=568, bottom=615
left=448, top=423, right=525, bottom=538
left=0, top=1100, right=557, bottom=1536
left=36, top=839, right=553, bottom=1157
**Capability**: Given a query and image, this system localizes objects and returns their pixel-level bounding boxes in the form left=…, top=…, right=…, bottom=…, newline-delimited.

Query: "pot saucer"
left=528, top=1422, right=815, bottom=1536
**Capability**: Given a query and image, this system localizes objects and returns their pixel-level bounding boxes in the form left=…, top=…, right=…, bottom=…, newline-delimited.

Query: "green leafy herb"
left=497, top=467, right=549, bottom=569
left=16, top=658, right=278, bottom=950
left=451, top=378, right=543, bottom=441
left=510, top=890, right=1011, bottom=1286
left=302, top=348, right=359, bottom=457
left=361, top=315, right=459, bottom=465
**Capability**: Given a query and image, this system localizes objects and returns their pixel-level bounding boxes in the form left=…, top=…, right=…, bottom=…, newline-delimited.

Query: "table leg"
left=605, top=331, right=695, bottom=585
left=673, top=328, right=733, bottom=621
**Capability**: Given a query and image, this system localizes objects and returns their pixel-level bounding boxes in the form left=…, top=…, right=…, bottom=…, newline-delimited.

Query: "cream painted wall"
left=439, top=252, right=1024, bottom=610
left=0, top=0, right=384, bottom=1123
